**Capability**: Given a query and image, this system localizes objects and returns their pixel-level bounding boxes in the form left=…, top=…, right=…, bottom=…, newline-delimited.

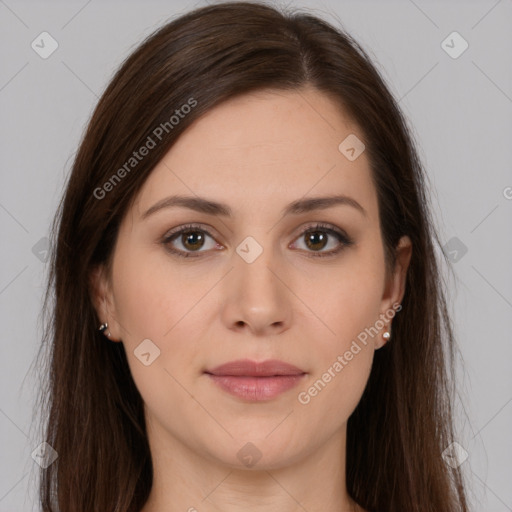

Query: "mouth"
left=204, top=359, right=307, bottom=401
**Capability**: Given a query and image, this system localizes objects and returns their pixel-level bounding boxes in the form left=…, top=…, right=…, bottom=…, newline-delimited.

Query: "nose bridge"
left=221, top=233, right=291, bottom=333
left=234, top=234, right=282, bottom=301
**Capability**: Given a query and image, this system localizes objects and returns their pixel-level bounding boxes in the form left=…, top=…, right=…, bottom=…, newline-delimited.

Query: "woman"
left=34, top=1, right=470, bottom=511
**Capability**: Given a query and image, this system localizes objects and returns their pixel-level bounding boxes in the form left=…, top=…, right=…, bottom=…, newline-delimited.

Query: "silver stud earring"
left=98, top=323, right=112, bottom=338
left=382, top=331, right=391, bottom=341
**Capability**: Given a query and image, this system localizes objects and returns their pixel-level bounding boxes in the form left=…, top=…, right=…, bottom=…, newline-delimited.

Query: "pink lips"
left=205, top=359, right=307, bottom=401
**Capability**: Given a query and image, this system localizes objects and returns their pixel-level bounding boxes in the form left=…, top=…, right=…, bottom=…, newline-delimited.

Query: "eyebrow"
left=141, top=194, right=367, bottom=220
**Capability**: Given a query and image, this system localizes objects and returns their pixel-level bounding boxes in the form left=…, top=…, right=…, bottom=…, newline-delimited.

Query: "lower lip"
left=206, top=374, right=306, bottom=401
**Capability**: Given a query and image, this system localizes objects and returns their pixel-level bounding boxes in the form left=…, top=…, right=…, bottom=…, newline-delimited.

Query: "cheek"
left=112, top=261, right=169, bottom=341
left=111, top=243, right=213, bottom=378
left=296, top=251, right=383, bottom=409
left=295, top=272, right=380, bottom=422
left=110, top=250, right=204, bottom=411
left=314, top=253, right=385, bottom=351
left=296, top=342, right=373, bottom=433
left=111, top=239, right=200, bottom=338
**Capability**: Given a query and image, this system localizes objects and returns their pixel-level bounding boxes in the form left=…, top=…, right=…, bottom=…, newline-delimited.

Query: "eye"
left=161, top=222, right=353, bottom=259
left=290, top=222, right=353, bottom=258
left=161, top=224, right=220, bottom=258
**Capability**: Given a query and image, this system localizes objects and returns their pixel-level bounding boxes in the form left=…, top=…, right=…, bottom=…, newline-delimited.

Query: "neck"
left=140, top=417, right=361, bottom=512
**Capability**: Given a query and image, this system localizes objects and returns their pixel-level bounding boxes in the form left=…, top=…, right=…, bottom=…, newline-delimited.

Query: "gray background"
left=1, top=0, right=511, bottom=510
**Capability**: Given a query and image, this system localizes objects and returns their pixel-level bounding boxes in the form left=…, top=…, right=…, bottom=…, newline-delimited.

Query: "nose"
left=220, top=244, right=292, bottom=337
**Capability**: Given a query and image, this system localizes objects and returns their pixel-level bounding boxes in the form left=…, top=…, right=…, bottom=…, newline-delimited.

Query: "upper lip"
left=205, top=359, right=306, bottom=377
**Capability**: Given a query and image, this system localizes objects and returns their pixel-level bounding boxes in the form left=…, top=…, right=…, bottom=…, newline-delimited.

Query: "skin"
left=91, top=86, right=412, bottom=512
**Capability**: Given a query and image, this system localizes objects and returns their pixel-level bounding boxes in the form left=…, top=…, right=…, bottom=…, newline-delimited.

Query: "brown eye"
left=162, top=225, right=219, bottom=258
left=180, top=230, right=206, bottom=251
left=292, top=223, right=354, bottom=258
left=304, top=231, right=329, bottom=251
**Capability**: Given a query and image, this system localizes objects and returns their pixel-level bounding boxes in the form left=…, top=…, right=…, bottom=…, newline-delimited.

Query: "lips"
left=205, top=359, right=306, bottom=377
left=204, top=359, right=307, bottom=401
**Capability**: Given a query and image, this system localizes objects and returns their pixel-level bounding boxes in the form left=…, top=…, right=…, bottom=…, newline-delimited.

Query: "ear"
left=89, top=264, right=122, bottom=342
left=376, top=235, right=412, bottom=349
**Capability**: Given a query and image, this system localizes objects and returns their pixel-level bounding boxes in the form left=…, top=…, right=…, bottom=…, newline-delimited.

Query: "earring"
left=383, top=330, right=391, bottom=341
left=98, top=322, right=112, bottom=338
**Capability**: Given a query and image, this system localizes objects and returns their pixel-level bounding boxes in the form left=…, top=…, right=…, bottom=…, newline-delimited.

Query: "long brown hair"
left=33, top=1, right=470, bottom=510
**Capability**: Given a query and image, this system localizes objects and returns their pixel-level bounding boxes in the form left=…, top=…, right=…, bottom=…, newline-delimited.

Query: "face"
left=91, top=86, right=411, bottom=470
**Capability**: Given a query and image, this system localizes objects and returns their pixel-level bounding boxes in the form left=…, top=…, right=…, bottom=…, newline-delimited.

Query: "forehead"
left=133, top=87, right=378, bottom=223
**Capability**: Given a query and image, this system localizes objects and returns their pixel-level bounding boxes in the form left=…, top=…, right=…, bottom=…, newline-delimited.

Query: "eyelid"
left=161, top=221, right=353, bottom=258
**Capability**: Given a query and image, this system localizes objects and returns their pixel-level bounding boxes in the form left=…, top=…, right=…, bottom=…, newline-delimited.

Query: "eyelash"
left=161, top=222, right=354, bottom=259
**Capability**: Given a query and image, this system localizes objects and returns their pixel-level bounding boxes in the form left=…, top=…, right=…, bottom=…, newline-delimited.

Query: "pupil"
left=183, top=231, right=204, bottom=250
left=307, top=231, right=327, bottom=250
